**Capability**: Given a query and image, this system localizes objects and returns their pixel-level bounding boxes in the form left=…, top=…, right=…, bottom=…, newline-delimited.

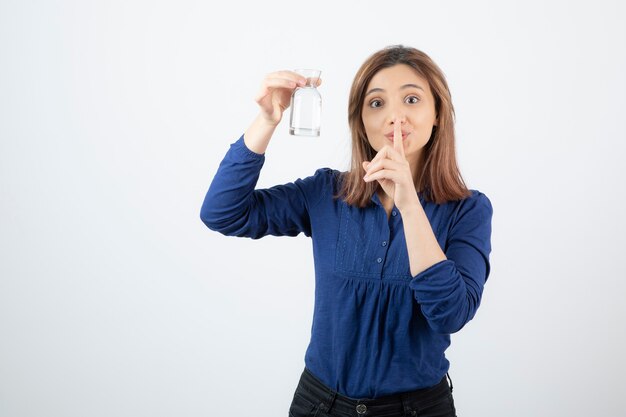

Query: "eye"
left=369, top=99, right=382, bottom=108
left=406, top=96, right=420, bottom=104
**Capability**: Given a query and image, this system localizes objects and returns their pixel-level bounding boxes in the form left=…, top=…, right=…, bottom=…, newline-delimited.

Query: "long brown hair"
left=334, top=45, right=471, bottom=206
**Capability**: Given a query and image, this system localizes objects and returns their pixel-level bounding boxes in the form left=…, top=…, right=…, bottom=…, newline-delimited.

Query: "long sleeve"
left=200, top=139, right=494, bottom=395
left=409, top=192, right=493, bottom=334
left=199, top=134, right=325, bottom=239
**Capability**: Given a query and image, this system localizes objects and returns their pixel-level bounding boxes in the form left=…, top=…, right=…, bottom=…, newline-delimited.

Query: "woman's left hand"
left=362, top=118, right=421, bottom=213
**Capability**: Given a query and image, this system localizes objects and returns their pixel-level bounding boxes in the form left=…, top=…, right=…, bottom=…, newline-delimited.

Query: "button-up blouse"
left=200, top=134, right=493, bottom=399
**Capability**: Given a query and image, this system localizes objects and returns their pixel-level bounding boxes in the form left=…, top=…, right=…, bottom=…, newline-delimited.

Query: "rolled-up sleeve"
left=409, top=192, right=493, bottom=334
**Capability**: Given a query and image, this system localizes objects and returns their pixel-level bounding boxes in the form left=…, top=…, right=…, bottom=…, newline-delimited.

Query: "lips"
left=385, top=132, right=410, bottom=140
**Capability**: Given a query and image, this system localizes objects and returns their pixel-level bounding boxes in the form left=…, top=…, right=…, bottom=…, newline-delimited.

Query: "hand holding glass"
left=289, top=69, right=322, bottom=136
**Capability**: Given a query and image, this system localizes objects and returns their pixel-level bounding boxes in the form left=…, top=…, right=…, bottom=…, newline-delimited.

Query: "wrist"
left=398, top=197, right=423, bottom=215
left=244, top=114, right=279, bottom=154
left=257, top=113, right=280, bottom=129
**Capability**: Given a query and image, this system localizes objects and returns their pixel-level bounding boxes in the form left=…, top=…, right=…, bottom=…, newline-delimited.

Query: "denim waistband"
left=295, top=367, right=452, bottom=417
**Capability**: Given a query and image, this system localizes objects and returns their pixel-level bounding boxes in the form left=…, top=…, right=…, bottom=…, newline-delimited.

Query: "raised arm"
left=199, top=133, right=324, bottom=238
left=199, top=70, right=324, bottom=239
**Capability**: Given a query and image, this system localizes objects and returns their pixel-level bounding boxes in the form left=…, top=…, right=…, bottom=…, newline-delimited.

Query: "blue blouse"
left=200, top=134, right=493, bottom=399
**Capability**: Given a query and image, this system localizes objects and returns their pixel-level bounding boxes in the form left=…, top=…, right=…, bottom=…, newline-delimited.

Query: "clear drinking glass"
left=289, top=69, right=322, bottom=136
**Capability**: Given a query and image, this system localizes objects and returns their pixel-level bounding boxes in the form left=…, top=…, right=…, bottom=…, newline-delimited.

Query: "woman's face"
left=361, top=64, right=438, bottom=165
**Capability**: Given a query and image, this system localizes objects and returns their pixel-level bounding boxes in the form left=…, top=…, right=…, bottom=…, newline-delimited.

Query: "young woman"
left=200, top=44, right=493, bottom=417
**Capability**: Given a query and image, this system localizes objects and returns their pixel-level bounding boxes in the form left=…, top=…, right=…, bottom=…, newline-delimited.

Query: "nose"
left=386, top=105, right=407, bottom=126
left=388, top=113, right=406, bottom=127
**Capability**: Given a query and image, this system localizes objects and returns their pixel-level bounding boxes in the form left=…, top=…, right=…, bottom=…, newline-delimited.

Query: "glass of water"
left=289, top=69, right=322, bottom=136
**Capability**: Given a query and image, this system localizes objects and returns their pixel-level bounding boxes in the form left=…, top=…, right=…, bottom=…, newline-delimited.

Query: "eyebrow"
left=365, top=84, right=424, bottom=97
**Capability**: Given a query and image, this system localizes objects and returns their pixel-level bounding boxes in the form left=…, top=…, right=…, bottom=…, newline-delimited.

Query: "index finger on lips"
left=394, top=118, right=405, bottom=158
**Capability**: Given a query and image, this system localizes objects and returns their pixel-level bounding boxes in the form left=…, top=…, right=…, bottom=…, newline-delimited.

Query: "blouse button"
left=392, top=210, right=397, bottom=216
left=376, top=257, right=382, bottom=263
left=381, top=241, right=387, bottom=247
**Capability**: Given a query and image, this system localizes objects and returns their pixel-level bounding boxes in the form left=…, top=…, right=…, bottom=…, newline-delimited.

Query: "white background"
left=1, top=1, right=625, bottom=416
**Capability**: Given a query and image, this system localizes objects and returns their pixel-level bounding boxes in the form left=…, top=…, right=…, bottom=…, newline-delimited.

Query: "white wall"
left=1, top=1, right=625, bottom=416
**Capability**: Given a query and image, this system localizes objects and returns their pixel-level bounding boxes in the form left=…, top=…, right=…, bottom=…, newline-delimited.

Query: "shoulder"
left=450, top=189, right=493, bottom=227
left=293, top=167, right=341, bottom=208
left=297, top=167, right=343, bottom=188
left=464, top=189, right=493, bottom=211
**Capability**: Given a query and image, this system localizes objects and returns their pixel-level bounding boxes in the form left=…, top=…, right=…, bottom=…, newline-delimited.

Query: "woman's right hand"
left=254, top=70, right=322, bottom=126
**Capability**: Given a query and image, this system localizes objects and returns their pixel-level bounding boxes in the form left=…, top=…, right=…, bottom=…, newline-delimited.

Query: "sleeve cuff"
left=410, top=259, right=453, bottom=282
left=230, top=133, right=266, bottom=162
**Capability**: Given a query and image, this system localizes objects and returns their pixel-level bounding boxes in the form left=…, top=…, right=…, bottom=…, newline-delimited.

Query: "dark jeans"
left=288, top=367, right=457, bottom=417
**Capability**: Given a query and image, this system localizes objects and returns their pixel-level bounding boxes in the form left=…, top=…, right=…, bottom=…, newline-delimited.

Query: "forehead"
left=366, top=64, right=430, bottom=92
